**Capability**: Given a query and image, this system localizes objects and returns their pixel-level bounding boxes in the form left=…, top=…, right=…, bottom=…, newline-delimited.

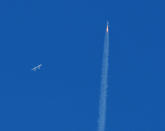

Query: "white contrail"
left=97, top=23, right=109, bottom=131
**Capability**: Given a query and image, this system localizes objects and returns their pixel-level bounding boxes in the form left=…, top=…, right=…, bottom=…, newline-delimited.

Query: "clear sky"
left=0, top=0, right=165, bottom=130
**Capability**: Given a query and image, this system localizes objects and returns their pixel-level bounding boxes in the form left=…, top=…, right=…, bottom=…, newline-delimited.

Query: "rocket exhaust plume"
left=97, top=22, right=110, bottom=131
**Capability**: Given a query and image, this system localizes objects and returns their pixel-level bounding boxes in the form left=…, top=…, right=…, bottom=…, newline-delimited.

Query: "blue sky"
left=0, top=0, right=165, bottom=130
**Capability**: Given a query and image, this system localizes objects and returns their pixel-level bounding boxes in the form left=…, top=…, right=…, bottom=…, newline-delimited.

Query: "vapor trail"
left=97, top=23, right=109, bottom=131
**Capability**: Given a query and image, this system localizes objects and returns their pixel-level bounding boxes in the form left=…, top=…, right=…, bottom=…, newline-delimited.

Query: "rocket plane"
left=106, top=21, right=109, bottom=32
left=32, top=64, right=42, bottom=71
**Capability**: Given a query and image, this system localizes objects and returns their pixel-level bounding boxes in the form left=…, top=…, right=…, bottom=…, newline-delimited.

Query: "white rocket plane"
left=106, top=21, right=109, bottom=32
left=32, top=64, right=42, bottom=71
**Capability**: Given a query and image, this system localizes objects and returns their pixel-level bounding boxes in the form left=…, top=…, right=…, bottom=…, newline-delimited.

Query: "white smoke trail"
left=97, top=26, right=109, bottom=131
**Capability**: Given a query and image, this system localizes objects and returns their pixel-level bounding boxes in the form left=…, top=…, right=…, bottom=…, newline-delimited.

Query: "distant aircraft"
left=106, top=21, right=109, bottom=32
left=32, top=64, right=42, bottom=71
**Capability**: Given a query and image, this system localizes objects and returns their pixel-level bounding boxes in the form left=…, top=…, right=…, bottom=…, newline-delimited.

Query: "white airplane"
left=32, top=64, right=42, bottom=71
